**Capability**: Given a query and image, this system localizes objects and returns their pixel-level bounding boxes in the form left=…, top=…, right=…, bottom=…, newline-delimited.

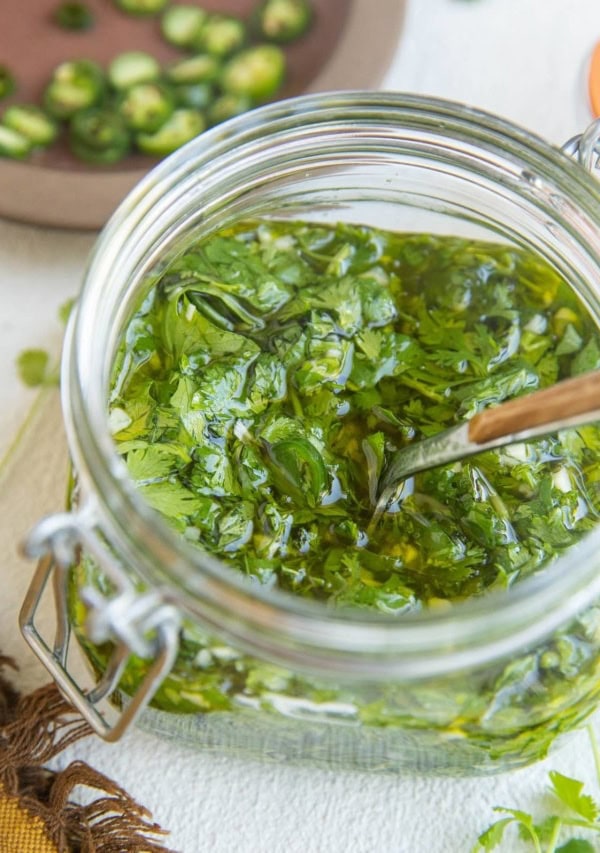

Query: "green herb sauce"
left=70, top=219, right=600, bottom=769
left=109, top=220, right=600, bottom=608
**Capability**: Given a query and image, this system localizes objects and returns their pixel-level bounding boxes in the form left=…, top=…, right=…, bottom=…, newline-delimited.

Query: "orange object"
left=588, top=40, right=600, bottom=117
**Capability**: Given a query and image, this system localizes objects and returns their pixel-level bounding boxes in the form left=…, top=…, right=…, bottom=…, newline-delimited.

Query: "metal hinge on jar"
left=562, top=118, right=600, bottom=172
left=20, top=508, right=181, bottom=741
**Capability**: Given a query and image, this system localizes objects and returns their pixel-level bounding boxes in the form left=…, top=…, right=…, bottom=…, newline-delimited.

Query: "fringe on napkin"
left=0, top=654, right=175, bottom=852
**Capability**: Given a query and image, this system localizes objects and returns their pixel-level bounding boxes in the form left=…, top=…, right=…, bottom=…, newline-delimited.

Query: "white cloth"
left=2, top=1, right=600, bottom=850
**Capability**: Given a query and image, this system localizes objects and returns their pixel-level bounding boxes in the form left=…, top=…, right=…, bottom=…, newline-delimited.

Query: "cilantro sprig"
left=475, top=726, right=600, bottom=852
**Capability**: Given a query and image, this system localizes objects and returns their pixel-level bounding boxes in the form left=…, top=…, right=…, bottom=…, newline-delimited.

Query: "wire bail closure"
left=562, top=118, right=600, bottom=174
left=19, top=509, right=181, bottom=742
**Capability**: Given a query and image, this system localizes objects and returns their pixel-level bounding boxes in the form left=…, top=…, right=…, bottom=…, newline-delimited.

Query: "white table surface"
left=2, top=1, right=600, bottom=851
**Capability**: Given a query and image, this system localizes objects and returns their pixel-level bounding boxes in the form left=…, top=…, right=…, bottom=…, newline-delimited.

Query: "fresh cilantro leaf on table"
left=15, top=349, right=56, bottom=388
left=474, top=727, right=600, bottom=852
left=15, top=298, right=75, bottom=388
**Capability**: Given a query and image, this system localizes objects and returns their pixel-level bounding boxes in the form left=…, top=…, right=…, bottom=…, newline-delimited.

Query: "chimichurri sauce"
left=108, top=220, right=600, bottom=612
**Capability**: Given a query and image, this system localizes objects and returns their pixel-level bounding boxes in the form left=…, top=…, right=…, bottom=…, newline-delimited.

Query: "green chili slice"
left=206, top=93, right=252, bottom=126
left=44, top=60, right=105, bottom=119
left=53, top=1, right=95, bottom=30
left=113, top=0, right=169, bottom=15
left=108, top=51, right=161, bottom=91
left=118, top=82, right=175, bottom=132
left=161, top=4, right=207, bottom=48
left=0, top=125, right=32, bottom=159
left=220, top=45, right=285, bottom=102
left=69, top=107, right=130, bottom=164
left=195, top=14, right=246, bottom=56
left=165, top=54, right=220, bottom=85
left=173, top=82, right=214, bottom=111
left=253, top=0, right=312, bottom=43
left=0, top=66, right=16, bottom=101
left=3, top=105, right=58, bottom=147
left=135, top=108, right=205, bottom=155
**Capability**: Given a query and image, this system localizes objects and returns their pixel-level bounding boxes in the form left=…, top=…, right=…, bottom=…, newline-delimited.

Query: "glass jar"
left=20, top=92, right=600, bottom=776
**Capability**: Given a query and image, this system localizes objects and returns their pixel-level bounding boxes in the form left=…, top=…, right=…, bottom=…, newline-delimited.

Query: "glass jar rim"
left=64, top=91, right=600, bottom=679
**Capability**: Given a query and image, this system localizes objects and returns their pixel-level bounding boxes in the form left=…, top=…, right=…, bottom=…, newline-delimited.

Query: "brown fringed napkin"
left=0, top=654, right=174, bottom=853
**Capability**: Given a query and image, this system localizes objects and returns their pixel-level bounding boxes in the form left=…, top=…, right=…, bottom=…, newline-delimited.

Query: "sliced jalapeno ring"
left=0, top=66, right=17, bottom=101
left=0, top=124, right=32, bottom=159
left=113, top=0, right=168, bottom=15
left=69, top=107, right=130, bottom=164
left=253, top=0, right=312, bottom=43
left=220, top=45, right=285, bottom=102
left=161, top=4, right=207, bottom=48
left=135, top=108, right=205, bottom=155
left=108, top=51, right=161, bottom=91
left=165, top=54, right=221, bottom=85
left=3, top=105, right=58, bottom=147
left=44, top=60, right=105, bottom=119
left=173, top=82, right=214, bottom=111
left=53, top=1, right=95, bottom=31
left=206, top=93, right=252, bottom=126
left=195, top=14, right=246, bottom=57
left=118, top=82, right=175, bottom=132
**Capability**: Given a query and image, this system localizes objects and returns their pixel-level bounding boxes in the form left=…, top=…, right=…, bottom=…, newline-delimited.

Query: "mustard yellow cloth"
left=0, top=784, right=57, bottom=853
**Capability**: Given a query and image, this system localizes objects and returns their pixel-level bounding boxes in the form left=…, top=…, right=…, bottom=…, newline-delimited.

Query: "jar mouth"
left=65, top=91, right=600, bottom=679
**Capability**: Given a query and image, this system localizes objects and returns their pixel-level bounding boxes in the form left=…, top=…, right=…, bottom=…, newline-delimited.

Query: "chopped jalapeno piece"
left=253, top=0, right=312, bottom=43
left=0, top=124, right=31, bottom=159
left=69, top=107, right=130, bottom=164
left=165, top=53, right=220, bottom=85
left=206, top=92, right=252, bottom=126
left=44, top=60, right=105, bottom=119
left=161, top=4, right=207, bottom=48
left=108, top=51, right=161, bottom=90
left=220, top=45, right=285, bottom=102
left=195, top=14, right=246, bottom=56
left=135, top=107, right=205, bottom=155
left=3, top=105, right=58, bottom=147
left=53, top=1, right=95, bottom=30
left=0, top=66, right=16, bottom=101
left=113, top=0, right=168, bottom=15
left=173, top=81, right=214, bottom=110
left=118, top=82, right=174, bottom=132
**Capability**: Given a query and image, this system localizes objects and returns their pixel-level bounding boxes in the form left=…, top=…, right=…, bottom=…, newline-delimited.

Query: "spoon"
left=375, top=370, right=600, bottom=516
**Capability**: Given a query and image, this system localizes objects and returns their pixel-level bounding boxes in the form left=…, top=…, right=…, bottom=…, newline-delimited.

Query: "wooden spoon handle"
left=468, top=370, right=600, bottom=444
